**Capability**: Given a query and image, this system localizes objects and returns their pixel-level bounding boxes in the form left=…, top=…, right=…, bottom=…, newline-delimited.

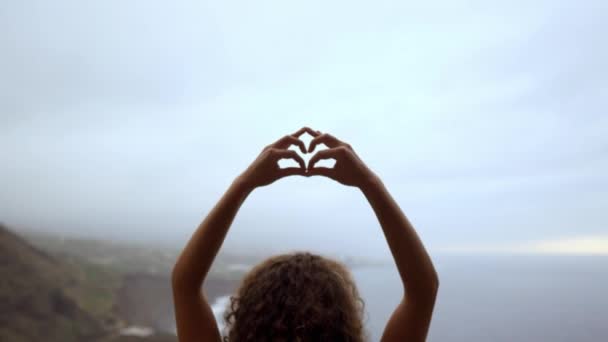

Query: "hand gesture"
left=307, top=131, right=376, bottom=188
left=239, top=127, right=315, bottom=189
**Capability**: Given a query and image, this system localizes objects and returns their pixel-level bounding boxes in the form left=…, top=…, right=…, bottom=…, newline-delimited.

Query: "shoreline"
left=115, top=272, right=241, bottom=337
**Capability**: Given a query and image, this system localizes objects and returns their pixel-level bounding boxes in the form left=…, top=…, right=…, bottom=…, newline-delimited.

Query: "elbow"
left=421, top=274, right=440, bottom=305
left=428, top=269, right=440, bottom=296
left=171, top=263, right=183, bottom=288
left=171, top=261, right=191, bottom=290
left=431, top=269, right=440, bottom=291
left=403, top=271, right=439, bottom=302
left=171, top=255, right=207, bottom=295
left=430, top=279, right=439, bottom=300
left=413, top=270, right=440, bottom=300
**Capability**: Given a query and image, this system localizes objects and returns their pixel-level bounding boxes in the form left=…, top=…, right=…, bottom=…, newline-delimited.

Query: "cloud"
left=0, top=0, right=606, bottom=254
left=531, top=236, right=608, bottom=255
left=438, top=235, right=608, bottom=256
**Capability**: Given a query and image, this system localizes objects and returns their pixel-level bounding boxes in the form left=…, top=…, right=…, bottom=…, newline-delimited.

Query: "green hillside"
left=0, top=224, right=106, bottom=341
left=0, top=224, right=260, bottom=341
left=0, top=224, right=180, bottom=342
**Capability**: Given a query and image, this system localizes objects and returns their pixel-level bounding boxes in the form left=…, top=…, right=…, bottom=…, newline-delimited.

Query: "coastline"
left=115, top=272, right=241, bottom=337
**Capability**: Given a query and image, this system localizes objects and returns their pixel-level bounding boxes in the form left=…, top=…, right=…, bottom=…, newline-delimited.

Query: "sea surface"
left=207, top=255, right=608, bottom=341
left=353, top=255, right=608, bottom=342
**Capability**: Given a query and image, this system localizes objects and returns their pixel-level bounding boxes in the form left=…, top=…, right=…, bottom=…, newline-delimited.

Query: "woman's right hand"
left=238, top=127, right=316, bottom=190
left=307, top=132, right=378, bottom=189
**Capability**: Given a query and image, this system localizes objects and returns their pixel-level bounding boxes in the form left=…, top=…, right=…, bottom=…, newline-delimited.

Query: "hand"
left=307, top=131, right=377, bottom=188
left=239, top=127, right=316, bottom=189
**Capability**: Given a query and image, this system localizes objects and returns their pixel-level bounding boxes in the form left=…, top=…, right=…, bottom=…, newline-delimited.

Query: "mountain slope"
left=0, top=224, right=105, bottom=341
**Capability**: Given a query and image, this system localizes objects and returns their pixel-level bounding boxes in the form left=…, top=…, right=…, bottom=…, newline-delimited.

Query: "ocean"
left=209, top=255, right=608, bottom=341
left=353, top=255, right=608, bottom=341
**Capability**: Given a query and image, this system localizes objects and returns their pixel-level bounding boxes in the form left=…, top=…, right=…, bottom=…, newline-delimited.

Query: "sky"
left=1, top=0, right=607, bottom=257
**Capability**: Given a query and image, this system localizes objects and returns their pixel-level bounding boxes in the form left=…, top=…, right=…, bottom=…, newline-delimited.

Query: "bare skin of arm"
left=307, top=131, right=439, bottom=342
left=171, top=128, right=313, bottom=342
left=172, top=126, right=438, bottom=341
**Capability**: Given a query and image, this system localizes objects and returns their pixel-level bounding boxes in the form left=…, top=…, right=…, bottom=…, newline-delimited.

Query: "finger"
left=277, top=167, right=307, bottom=178
left=271, top=149, right=306, bottom=169
left=291, top=127, right=308, bottom=137
left=306, top=127, right=322, bottom=137
left=308, top=133, right=346, bottom=153
left=292, top=126, right=321, bottom=138
left=273, top=135, right=307, bottom=154
left=308, top=148, right=342, bottom=169
left=306, top=167, right=336, bottom=180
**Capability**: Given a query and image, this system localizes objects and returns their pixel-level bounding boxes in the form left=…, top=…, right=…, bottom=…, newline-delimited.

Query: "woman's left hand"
left=238, top=127, right=316, bottom=189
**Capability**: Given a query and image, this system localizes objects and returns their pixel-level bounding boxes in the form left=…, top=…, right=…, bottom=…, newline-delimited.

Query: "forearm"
left=361, top=176, right=438, bottom=297
left=172, top=176, right=253, bottom=292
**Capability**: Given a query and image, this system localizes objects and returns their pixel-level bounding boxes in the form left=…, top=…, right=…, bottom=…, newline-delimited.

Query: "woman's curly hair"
left=223, top=252, right=366, bottom=342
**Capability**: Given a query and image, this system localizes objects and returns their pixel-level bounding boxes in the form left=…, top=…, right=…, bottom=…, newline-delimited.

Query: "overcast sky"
left=1, top=0, right=607, bottom=257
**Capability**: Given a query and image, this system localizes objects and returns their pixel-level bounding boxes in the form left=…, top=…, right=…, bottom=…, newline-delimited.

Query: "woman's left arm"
left=171, top=128, right=311, bottom=342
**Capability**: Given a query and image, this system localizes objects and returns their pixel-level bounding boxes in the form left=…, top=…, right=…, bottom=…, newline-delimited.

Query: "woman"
left=172, top=127, right=439, bottom=341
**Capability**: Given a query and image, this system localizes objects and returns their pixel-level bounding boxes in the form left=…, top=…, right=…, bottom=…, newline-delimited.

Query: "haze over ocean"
left=201, top=256, right=608, bottom=341
left=1, top=2, right=607, bottom=341
left=2, top=1, right=607, bottom=258
left=354, top=256, right=608, bottom=341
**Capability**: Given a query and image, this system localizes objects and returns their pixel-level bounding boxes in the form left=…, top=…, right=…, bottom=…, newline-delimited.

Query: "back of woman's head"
left=223, top=252, right=365, bottom=342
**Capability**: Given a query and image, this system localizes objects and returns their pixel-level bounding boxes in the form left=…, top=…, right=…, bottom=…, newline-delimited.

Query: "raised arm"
left=171, top=128, right=311, bottom=342
left=307, top=131, right=439, bottom=342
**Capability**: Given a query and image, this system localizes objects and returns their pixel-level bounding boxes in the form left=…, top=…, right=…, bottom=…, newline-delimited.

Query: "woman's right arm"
left=172, top=128, right=311, bottom=342
left=307, top=132, right=439, bottom=342
left=360, top=177, right=439, bottom=342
